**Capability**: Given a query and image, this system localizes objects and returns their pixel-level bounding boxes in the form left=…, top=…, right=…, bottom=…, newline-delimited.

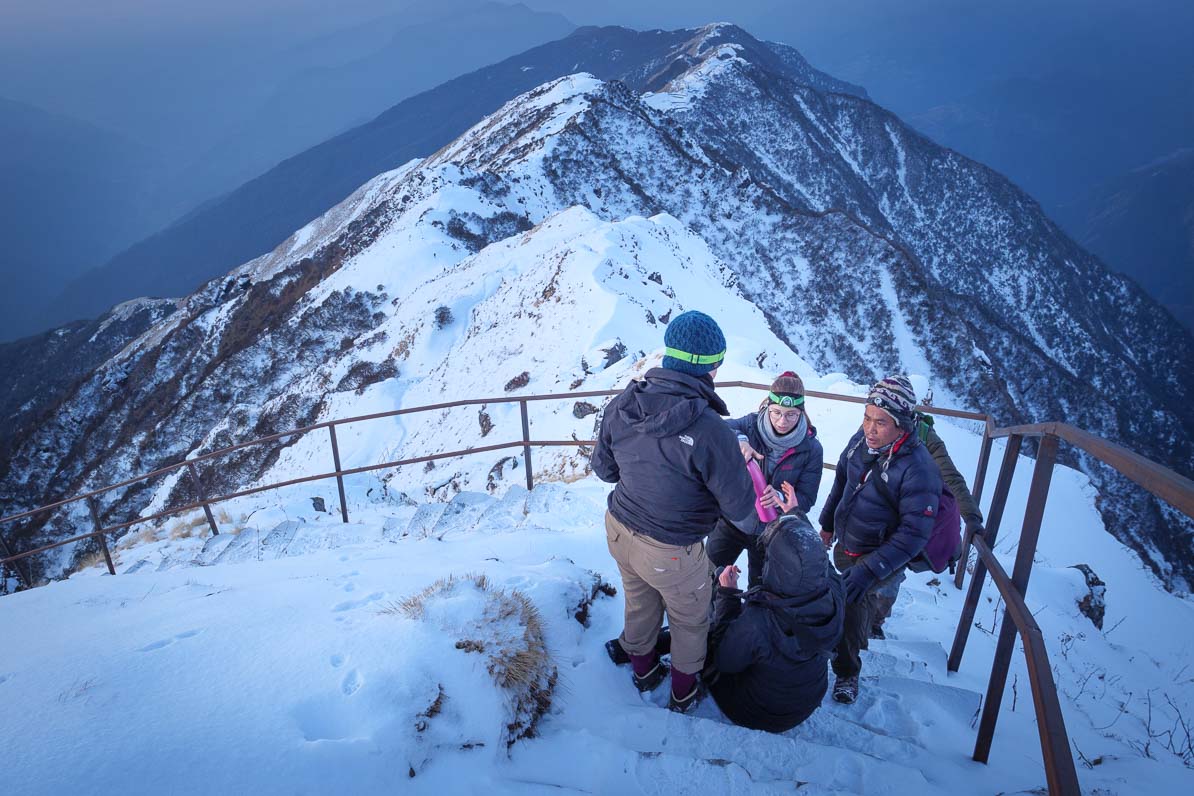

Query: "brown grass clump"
left=388, top=572, right=558, bottom=748
left=71, top=548, right=115, bottom=574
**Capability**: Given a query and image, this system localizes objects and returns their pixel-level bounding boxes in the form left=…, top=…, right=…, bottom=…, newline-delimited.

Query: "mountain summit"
left=2, top=24, right=1191, bottom=591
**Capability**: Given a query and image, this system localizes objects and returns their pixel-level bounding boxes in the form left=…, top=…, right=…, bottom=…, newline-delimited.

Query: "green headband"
left=768, top=391, right=805, bottom=407
left=664, top=346, right=725, bottom=365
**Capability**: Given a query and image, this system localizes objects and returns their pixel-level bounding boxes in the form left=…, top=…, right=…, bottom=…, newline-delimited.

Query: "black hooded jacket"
left=592, top=368, right=757, bottom=546
left=707, top=511, right=845, bottom=733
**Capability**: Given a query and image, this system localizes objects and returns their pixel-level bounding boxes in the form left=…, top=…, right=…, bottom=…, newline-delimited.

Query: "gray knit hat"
left=867, top=374, right=917, bottom=431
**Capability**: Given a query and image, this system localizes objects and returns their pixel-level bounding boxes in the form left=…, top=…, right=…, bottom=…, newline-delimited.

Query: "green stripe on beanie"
left=664, top=346, right=726, bottom=365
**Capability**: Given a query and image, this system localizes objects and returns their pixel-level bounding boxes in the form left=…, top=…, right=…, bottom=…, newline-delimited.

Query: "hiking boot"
left=667, top=680, right=704, bottom=714
left=832, top=676, right=859, bottom=704
left=605, top=629, right=672, bottom=666
left=633, top=660, right=669, bottom=692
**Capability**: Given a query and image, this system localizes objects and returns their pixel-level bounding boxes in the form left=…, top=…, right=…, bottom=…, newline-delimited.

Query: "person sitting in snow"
left=593, top=310, right=763, bottom=714
left=704, top=499, right=845, bottom=732
left=818, top=375, right=941, bottom=705
left=708, top=371, right=825, bottom=590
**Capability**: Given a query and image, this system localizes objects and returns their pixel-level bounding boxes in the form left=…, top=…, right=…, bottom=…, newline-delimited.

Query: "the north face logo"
left=679, top=434, right=694, bottom=446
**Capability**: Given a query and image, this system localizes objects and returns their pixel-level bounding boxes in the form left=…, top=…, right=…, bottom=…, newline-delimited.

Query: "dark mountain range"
left=1055, top=149, right=1194, bottom=331
left=2, top=24, right=1190, bottom=595
left=0, top=2, right=575, bottom=343
left=0, top=98, right=164, bottom=339
left=161, top=2, right=577, bottom=228
left=39, top=25, right=863, bottom=338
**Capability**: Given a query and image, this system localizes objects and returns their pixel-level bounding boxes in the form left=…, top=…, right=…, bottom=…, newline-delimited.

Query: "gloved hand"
left=842, top=562, right=878, bottom=604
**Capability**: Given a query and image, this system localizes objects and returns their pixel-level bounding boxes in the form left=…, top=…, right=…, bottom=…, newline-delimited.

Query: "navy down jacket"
left=708, top=510, right=845, bottom=733
left=818, top=429, right=942, bottom=582
left=725, top=412, right=824, bottom=511
left=592, top=368, right=756, bottom=547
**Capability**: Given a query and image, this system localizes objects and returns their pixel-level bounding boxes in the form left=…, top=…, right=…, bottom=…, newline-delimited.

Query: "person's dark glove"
left=842, top=562, right=878, bottom=604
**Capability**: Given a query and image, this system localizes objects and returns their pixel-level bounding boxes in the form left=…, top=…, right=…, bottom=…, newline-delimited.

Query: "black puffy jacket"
left=818, top=429, right=942, bottom=581
left=708, top=510, right=844, bottom=733
left=591, top=368, right=756, bottom=546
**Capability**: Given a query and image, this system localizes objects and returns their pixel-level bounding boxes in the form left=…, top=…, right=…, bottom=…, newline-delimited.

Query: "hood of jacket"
left=616, top=367, right=729, bottom=438
left=748, top=511, right=844, bottom=661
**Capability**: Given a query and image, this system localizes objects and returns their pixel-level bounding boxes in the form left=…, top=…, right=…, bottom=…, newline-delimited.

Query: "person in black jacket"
left=818, top=375, right=942, bottom=704
left=593, top=311, right=759, bottom=714
left=706, top=502, right=844, bottom=733
left=708, top=371, right=825, bottom=589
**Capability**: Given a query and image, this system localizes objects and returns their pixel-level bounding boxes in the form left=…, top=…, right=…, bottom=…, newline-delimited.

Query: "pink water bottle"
left=747, top=460, right=778, bottom=522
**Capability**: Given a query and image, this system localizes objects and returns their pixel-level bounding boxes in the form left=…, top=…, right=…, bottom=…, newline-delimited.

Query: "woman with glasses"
left=707, top=371, right=825, bottom=589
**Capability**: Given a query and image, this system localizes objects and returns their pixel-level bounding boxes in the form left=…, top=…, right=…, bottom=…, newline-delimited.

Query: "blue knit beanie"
left=662, top=311, right=726, bottom=376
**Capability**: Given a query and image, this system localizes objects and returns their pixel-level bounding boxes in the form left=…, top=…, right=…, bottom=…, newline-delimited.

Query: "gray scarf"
left=755, top=410, right=808, bottom=477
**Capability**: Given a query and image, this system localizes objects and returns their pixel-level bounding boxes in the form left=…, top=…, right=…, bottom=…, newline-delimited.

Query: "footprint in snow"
left=330, top=653, right=346, bottom=668
left=341, top=669, right=363, bottom=696
left=331, top=592, right=385, bottom=613
left=138, top=629, right=204, bottom=652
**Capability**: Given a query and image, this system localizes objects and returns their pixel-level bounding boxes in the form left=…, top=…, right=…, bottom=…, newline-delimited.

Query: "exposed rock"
left=601, top=341, right=627, bottom=369
left=1071, top=564, right=1106, bottom=630
left=572, top=402, right=599, bottom=419
left=504, top=372, right=530, bottom=392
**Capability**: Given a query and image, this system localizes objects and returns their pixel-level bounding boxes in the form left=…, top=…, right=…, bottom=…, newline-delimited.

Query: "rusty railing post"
left=327, top=425, right=350, bottom=523
left=974, top=433, right=1060, bottom=763
left=972, top=422, right=995, bottom=504
left=0, top=527, right=31, bottom=589
left=520, top=400, right=534, bottom=491
left=85, top=496, right=116, bottom=575
left=953, top=421, right=995, bottom=590
left=949, top=433, right=1023, bottom=670
left=186, top=462, right=220, bottom=536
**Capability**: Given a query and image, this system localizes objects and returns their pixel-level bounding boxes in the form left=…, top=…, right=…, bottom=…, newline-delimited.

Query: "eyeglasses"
left=767, top=406, right=802, bottom=422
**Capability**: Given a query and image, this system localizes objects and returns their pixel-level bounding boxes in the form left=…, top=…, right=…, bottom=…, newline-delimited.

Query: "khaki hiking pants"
left=605, top=510, right=712, bottom=675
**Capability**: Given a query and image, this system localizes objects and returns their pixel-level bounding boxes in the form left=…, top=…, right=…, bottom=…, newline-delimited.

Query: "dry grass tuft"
left=390, top=571, right=558, bottom=747
left=167, top=508, right=236, bottom=539
left=70, top=548, right=115, bottom=574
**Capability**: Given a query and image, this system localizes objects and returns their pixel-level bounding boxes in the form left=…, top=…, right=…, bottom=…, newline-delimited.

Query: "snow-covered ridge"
left=2, top=22, right=1191, bottom=597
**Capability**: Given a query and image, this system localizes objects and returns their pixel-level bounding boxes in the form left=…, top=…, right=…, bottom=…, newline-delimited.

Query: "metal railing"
left=947, top=419, right=1194, bottom=796
left=6, top=381, right=1189, bottom=794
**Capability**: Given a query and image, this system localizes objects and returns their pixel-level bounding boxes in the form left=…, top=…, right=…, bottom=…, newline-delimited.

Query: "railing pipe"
left=0, top=528, right=30, bottom=589
left=949, top=433, right=1023, bottom=665
left=85, top=497, right=116, bottom=576
left=971, top=537, right=1080, bottom=794
left=327, top=425, right=350, bottom=523
left=187, top=462, right=220, bottom=536
left=519, top=400, right=534, bottom=492
left=971, top=422, right=995, bottom=504
left=974, top=433, right=1060, bottom=762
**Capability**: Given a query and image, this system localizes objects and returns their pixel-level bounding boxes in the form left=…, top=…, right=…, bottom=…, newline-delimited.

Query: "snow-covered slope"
left=2, top=24, right=1191, bottom=593
left=2, top=405, right=1191, bottom=793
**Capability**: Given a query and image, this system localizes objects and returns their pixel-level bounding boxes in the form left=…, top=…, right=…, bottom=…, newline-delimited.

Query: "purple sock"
left=671, top=668, right=697, bottom=699
left=630, top=652, right=658, bottom=678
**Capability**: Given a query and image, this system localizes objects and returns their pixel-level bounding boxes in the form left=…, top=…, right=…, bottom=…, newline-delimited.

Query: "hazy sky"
left=0, top=0, right=398, bottom=44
